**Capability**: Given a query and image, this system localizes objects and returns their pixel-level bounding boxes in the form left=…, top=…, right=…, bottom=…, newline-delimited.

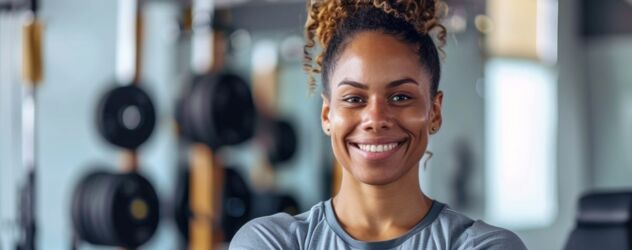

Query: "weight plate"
left=221, top=167, right=252, bottom=241
left=96, top=85, right=156, bottom=149
left=173, top=166, right=253, bottom=242
left=71, top=170, right=160, bottom=248
left=176, top=79, right=202, bottom=143
left=267, top=119, right=298, bottom=165
left=180, top=73, right=256, bottom=149
left=71, top=171, right=108, bottom=244
left=112, top=172, right=160, bottom=248
left=173, top=166, right=190, bottom=241
left=210, top=73, right=256, bottom=147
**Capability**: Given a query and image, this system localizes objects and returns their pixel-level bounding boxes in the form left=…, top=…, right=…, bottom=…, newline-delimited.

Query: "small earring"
left=430, top=127, right=437, bottom=134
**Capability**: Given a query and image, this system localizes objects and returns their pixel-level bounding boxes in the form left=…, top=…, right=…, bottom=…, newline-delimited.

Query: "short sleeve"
left=467, top=221, right=528, bottom=250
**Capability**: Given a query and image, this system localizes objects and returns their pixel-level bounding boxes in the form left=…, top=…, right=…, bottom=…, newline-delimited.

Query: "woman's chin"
left=351, top=169, right=402, bottom=186
left=346, top=161, right=421, bottom=187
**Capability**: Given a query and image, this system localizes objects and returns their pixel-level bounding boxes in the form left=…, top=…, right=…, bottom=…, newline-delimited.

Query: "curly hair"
left=303, top=0, right=447, bottom=96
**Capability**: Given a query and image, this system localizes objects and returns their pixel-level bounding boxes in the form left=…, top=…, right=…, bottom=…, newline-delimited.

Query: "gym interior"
left=1, top=0, right=632, bottom=249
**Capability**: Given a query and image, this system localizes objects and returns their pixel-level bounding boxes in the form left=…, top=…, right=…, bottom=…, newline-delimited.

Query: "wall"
left=586, top=35, right=632, bottom=189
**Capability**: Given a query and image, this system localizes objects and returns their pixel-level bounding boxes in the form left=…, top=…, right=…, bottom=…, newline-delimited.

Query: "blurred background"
left=1, top=0, right=631, bottom=249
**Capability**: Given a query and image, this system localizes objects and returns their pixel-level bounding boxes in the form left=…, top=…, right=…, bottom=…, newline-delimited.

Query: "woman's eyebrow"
left=337, top=80, right=368, bottom=89
left=387, top=78, right=419, bottom=88
left=337, top=78, right=419, bottom=89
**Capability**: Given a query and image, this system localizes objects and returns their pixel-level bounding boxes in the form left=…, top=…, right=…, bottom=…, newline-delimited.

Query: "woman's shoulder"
left=434, top=206, right=527, bottom=249
left=228, top=201, right=327, bottom=250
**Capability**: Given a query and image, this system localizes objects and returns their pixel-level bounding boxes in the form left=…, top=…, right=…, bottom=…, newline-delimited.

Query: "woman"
left=231, top=0, right=527, bottom=249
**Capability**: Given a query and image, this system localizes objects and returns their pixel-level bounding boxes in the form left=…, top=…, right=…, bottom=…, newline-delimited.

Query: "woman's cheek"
left=330, top=107, right=354, bottom=133
left=402, top=109, right=430, bottom=146
left=329, top=108, right=355, bottom=162
left=410, top=115, right=429, bottom=134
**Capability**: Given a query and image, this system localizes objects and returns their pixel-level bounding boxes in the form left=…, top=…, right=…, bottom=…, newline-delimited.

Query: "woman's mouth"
left=356, top=142, right=399, bottom=153
left=349, top=140, right=406, bottom=160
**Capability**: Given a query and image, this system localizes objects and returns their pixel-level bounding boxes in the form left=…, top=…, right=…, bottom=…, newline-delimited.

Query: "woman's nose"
left=361, top=98, right=393, bottom=132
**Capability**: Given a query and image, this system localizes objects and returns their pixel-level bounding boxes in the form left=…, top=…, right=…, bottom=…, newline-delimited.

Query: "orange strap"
left=190, top=144, right=224, bottom=250
left=132, top=6, right=143, bottom=85
left=22, top=19, right=43, bottom=85
left=120, top=150, right=139, bottom=172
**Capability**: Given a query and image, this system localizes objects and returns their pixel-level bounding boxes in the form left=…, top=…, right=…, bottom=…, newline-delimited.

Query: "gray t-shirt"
left=230, top=199, right=527, bottom=250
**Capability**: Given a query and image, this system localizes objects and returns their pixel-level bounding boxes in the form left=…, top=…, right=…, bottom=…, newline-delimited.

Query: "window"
left=485, top=59, right=557, bottom=229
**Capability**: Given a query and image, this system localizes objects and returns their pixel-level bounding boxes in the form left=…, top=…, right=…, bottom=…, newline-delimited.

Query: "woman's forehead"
left=330, top=32, right=430, bottom=90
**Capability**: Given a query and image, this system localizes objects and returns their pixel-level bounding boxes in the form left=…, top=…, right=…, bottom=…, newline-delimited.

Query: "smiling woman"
left=230, top=1, right=527, bottom=249
left=322, top=31, right=437, bottom=187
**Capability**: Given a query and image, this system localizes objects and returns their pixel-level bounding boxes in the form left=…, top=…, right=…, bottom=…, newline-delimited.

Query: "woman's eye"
left=343, top=96, right=364, bottom=103
left=390, top=94, right=411, bottom=102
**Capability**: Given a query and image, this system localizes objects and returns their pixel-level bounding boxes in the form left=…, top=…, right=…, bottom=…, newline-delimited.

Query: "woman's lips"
left=348, top=140, right=406, bottom=161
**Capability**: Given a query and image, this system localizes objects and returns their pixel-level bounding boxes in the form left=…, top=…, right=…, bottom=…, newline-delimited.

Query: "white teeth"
left=357, top=143, right=399, bottom=153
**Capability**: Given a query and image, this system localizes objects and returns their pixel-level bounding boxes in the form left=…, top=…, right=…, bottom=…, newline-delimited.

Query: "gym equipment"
left=16, top=0, right=43, bottom=248
left=96, top=85, right=155, bottom=149
left=174, top=72, right=257, bottom=246
left=70, top=0, right=160, bottom=248
left=221, top=167, right=252, bottom=241
left=251, top=192, right=300, bottom=218
left=71, top=171, right=159, bottom=248
left=264, top=119, right=298, bottom=165
left=176, top=1, right=259, bottom=248
left=173, top=165, right=190, bottom=241
left=177, top=72, right=256, bottom=149
left=564, top=191, right=632, bottom=250
left=174, top=166, right=252, bottom=242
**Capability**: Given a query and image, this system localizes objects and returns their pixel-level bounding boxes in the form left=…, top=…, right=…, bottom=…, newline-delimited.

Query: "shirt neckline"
left=323, top=198, right=445, bottom=250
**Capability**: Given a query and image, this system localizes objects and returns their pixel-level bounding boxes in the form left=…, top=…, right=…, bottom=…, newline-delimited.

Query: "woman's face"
left=322, top=31, right=443, bottom=186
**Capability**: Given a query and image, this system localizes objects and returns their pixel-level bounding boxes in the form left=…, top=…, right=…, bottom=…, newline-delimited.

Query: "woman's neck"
left=332, top=164, right=432, bottom=242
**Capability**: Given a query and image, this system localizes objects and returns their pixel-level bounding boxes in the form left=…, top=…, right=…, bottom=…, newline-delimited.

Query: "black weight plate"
left=211, top=73, right=256, bottom=147
left=111, top=172, right=160, bottom=248
left=186, top=73, right=256, bottom=149
left=221, top=167, right=252, bottom=241
left=176, top=79, right=201, bottom=142
left=71, top=171, right=109, bottom=244
left=267, top=119, right=298, bottom=165
left=90, top=173, right=118, bottom=245
left=173, top=166, right=252, bottom=242
left=175, top=94, right=190, bottom=139
left=96, top=85, right=156, bottom=149
left=71, top=171, right=160, bottom=248
left=173, top=166, right=190, bottom=241
left=189, top=76, right=212, bottom=146
left=76, top=172, right=119, bottom=246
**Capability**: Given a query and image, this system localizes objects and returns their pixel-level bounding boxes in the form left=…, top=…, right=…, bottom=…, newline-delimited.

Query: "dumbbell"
left=174, top=166, right=252, bottom=242
left=71, top=170, right=159, bottom=248
left=177, top=72, right=256, bottom=149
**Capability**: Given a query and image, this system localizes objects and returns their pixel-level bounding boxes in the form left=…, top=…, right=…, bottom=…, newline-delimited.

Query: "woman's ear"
left=321, top=94, right=331, bottom=136
left=430, top=91, right=444, bottom=134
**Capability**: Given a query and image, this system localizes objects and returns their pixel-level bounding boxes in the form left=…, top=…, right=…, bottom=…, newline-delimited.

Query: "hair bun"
left=304, top=0, right=447, bottom=93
